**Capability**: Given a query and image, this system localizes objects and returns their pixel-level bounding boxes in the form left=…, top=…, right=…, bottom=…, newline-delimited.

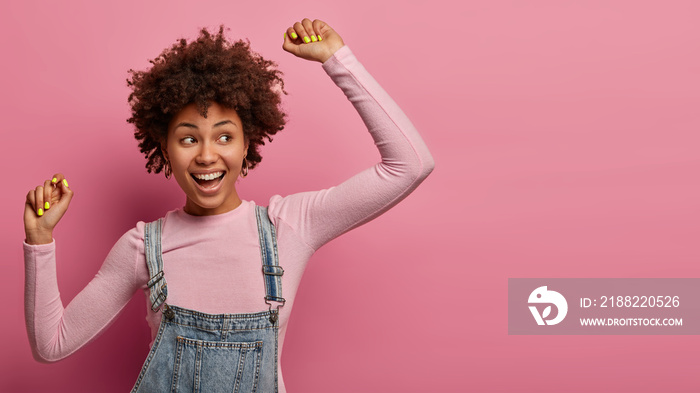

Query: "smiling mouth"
left=191, top=171, right=225, bottom=189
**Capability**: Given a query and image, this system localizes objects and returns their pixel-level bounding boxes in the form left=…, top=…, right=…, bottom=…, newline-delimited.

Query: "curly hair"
left=127, top=26, right=286, bottom=174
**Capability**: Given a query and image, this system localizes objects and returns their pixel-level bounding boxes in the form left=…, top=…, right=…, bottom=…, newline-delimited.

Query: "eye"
left=181, top=136, right=196, bottom=145
left=219, top=134, right=233, bottom=143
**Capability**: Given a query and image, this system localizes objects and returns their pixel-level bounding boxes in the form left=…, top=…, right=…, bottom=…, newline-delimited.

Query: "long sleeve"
left=268, top=46, right=435, bottom=251
left=22, top=45, right=435, bottom=366
left=24, top=227, right=146, bottom=362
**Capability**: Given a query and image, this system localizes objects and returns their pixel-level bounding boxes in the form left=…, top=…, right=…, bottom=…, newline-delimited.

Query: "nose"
left=195, top=141, right=218, bottom=165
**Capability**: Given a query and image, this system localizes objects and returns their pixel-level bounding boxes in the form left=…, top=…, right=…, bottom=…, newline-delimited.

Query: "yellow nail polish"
left=311, top=35, right=317, bottom=42
left=63, top=179, right=69, bottom=187
left=45, top=202, right=50, bottom=210
left=291, top=32, right=298, bottom=39
left=52, top=177, right=58, bottom=184
left=37, top=208, right=43, bottom=216
left=303, top=36, right=310, bottom=43
left=318, top=35, right=323, bottom=41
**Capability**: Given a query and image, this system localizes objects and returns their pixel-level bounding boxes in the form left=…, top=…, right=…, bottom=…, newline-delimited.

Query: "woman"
left=24, top=18, right=434, bottom=391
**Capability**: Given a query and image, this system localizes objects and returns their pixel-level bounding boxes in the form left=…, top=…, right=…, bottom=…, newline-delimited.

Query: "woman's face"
left=164, top=102, right=248, bottom=216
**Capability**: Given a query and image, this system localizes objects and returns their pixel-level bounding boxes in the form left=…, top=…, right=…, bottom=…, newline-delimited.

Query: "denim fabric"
left=131, top=305, right=278, bottom=392
left=132, top=206, right=283, bottom=393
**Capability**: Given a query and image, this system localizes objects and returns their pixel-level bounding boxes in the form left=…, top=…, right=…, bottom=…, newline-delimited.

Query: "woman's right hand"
left=24, top=173, right=73, bottom=245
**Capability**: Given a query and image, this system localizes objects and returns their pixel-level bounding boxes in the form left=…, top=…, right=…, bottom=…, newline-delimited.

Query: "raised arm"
left=272, top=19, right=435, bottom=250
left=23, top=175, right=145, bottom=362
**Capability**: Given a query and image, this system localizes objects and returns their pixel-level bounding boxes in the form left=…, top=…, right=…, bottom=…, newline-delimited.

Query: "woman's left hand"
left=282, top=18, right=345, bottom=63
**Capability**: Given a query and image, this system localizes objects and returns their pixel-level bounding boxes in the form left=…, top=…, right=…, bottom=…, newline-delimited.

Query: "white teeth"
left=192, top=171, right=224, bottom=181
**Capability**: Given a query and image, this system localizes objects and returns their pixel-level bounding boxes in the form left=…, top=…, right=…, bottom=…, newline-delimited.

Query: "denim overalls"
left=131, top=206, right=285, bottom=393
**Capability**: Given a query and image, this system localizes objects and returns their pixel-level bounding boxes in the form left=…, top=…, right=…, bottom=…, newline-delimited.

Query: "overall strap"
left=255, top=206, right=285, bottom=320
left=144, top=218, right=168, bottom=312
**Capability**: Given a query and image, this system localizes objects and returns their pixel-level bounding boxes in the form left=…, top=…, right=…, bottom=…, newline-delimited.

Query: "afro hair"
left=127, top=25, right=286, bottom=174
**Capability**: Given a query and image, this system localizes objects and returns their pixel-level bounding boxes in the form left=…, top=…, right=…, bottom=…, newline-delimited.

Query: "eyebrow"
left=174, top=120, right=237, bottom=130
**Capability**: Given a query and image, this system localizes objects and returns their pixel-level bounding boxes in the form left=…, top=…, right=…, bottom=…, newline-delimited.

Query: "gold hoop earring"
left=164, top=160, right=172, bottom=179
left=241, top=157, right=249, bottom=178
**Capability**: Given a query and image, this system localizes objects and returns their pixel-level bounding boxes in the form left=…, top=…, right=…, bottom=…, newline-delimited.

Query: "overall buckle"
left=265, top=296, right=286, bottom=324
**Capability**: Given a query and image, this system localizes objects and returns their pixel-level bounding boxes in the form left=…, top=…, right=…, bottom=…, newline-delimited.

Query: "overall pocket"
left=171, top=336, right=263, bottom=393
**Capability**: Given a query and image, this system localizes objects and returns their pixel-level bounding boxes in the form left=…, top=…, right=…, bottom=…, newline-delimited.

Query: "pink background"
left=2, top=1, right=699, bottom=392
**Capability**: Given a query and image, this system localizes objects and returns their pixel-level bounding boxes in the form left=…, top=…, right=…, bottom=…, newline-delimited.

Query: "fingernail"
left=37, top=208, right=44, bottom=216
left=52, top=177, right=58, bottom=183
left=303, top=36, right=310, bottom=43
left=45, top=202, right=50, bottom=210
left=318, top=35, right=323, bottom=41
left=311, top=35, right=317, bottom=42
left=291, top=32, right=298, bottom=39
left=63, top=179, right=69, bottom=187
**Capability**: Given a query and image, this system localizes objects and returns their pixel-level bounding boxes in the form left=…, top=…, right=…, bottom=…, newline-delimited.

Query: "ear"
left=244, top=138, right=249, bottom=158
left=160, top=140, right=169, bottom=161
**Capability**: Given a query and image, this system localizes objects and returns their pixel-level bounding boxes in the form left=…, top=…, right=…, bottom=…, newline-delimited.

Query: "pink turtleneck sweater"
left=23, top=46, right=434, bottom=392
